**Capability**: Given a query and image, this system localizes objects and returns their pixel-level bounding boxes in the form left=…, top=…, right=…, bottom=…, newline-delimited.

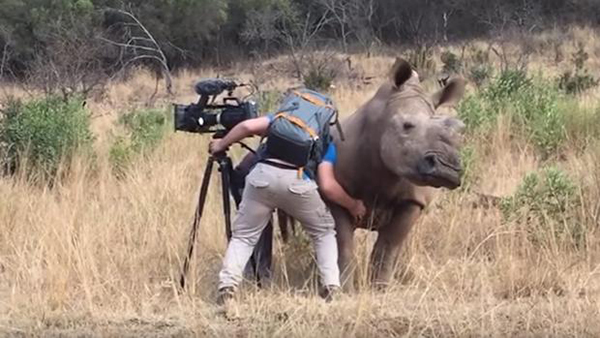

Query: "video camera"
left=173, top=79, right=258, bottom=135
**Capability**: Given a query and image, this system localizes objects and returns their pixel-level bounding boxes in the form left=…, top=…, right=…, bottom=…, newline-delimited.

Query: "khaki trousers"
left=219, top=163, right=340, bottom=289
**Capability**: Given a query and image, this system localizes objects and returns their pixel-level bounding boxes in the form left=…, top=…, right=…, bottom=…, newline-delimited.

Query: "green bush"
left=457, top=145, right=477, bottom=191
left=510, top=78, right=565, bottom=154
left=484, top=69, right=531, bottom=101
left=120, top=108, right=169, bottom=151
left=256, top=90, right=282, bottom=113
left=468, top=64, right=492, bottom=88
left=303, top=65, right=336, bottom=91
left=458, top=70, right=566, bottom=156
left=0, top=96, right=93, bottom=180
left=500, top=167, right=584, bottom=248
left=465, top=47, right=493, bottom=88
left=457, top=70, right=528, bottom=132
left=440, top=50, right=462, bottom=74
left=557, top=43, right=599, bottom=94
left=457, top=94, right=490, bottom=131
left=558, top=71, right=598, bottom=94
left=109, top=108, right=170, bottom=176
left=108, top=137, right=134, bottom=177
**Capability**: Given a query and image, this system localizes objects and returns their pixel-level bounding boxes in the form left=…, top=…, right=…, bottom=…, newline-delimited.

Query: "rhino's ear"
left=389, top=57, right=413, bottom=89
left=432, top=77, right=466, bottom=108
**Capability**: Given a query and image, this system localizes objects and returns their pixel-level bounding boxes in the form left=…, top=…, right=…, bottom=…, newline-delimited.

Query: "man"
left=209, top=113, right=366, bottom=303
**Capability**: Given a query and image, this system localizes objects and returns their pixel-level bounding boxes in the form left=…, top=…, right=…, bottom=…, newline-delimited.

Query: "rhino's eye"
left=403, top=122, right=415, bottom=131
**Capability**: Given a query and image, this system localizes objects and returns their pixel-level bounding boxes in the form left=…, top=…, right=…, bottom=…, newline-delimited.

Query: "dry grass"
left=1, top=27, right=600, bottom=337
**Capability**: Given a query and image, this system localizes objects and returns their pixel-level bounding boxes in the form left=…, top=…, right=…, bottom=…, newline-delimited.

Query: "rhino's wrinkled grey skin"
left=331, top=57, right=466, bottom=287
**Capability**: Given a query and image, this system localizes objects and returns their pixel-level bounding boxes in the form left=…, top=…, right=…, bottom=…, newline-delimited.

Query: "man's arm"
left=318, top=162, right=366, bottom=220
left=209, top=116, right=270, bottom=154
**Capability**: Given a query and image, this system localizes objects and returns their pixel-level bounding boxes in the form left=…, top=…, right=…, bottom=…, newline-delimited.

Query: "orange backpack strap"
left=274, top=113, right=319, bottom=140
left=293, top=90, right=327, bottom=107
left=291, top=90, right=336, bottom=115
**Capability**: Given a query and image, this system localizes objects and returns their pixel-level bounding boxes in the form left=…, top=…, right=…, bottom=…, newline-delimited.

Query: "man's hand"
left=206, top=116, right=271, bottom=156
left=209, top=139, right=228, bottom=155
left=318, top=162, right=368, bottom=222
left=349, top=199, right=367, bottom=221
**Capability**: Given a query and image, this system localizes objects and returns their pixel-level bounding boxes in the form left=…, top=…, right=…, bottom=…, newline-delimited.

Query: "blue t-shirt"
left=321, top=142, right=337, bottom=164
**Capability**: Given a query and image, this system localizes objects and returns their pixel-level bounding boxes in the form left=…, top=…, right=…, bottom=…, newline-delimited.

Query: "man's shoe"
left=216, top=286, right=235, bottom=306
left=319, top=285, right=340, bottom=303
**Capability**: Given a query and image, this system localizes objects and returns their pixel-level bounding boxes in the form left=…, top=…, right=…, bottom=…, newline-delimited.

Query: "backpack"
left=265, top=88, right=339, bottom=177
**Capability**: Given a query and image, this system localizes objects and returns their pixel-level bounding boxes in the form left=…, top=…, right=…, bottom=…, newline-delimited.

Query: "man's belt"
left=260, top=159, right=299, bottom=171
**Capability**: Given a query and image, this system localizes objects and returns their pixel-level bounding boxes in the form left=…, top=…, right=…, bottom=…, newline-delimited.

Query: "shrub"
left=557, top=43, right=599, bottom=94
left=468, top=64, right=492, bottom=88
left=457, top=94, right=490, bottom=131
left=256, top=90, right=282, bottom=113
left=458, top=145, right=477, bottom=190
left=0, top=96, right=93, bottom=180
left=303, top=62, right=336, bottom=91
left=558, top=71, right=598, bottom=95
left=109, top=108, right=170, bottom=176
left=440, top=50, right=462, bottom=74
left=458, top=70, right=566, bottom=156
left=458, top=70, right=531, bottom=132
left=407, top=46, right=436, bottom=80
left=120, top=108, right=168, bottom=151
left=500, top=167, right=584, bottom=248
left=568, top=42, right=589, bottom=73
left=108, top=137, right=134, bottom=177
left=509, top=78, right=565, bottom=155
left=484, top=69, right=530, bottom=101
left=465, top=46, right=493, bottom=88
left=470, top=47, right=490, bottom=65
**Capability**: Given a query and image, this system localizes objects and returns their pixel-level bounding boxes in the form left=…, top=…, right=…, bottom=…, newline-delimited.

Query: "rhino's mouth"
left=419, top=171, right=461, bottom=189
left=414, top=152, right=462, bottom=189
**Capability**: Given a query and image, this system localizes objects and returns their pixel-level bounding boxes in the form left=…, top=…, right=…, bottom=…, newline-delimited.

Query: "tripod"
left=179, top=141, right=273, bottom=290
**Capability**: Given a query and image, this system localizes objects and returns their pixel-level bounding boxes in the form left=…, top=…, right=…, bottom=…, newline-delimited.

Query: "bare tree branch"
left=102, top=8, right=174, bottom=96
left=0, top=27, right=13, bottom=81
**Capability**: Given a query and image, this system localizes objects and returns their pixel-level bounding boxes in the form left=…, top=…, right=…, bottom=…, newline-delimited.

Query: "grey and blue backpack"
left=265, top=88, right=340, bottom=178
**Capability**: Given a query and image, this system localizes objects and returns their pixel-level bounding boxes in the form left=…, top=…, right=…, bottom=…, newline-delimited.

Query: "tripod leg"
left=179, top=156, right=215, bottom=290
left=220, top=157, right=233, bottom=240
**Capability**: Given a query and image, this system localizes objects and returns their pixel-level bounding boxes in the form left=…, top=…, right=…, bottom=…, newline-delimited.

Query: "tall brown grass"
left=0, top=27, right=599, bottom=337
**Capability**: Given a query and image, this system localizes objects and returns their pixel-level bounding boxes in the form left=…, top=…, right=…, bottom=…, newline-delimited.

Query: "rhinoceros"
left=236, top=57, right=466, bottom=288
left=328, top=57, right=466, bottom=287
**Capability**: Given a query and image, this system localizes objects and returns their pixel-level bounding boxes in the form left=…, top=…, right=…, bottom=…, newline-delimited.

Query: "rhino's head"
left=377, top=58, right=466, bottom=189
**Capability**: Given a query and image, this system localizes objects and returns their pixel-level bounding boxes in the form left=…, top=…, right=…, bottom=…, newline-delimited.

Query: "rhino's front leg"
left=330, top=204, right=355, bottom=290
left=370, top=202, right=422, bottom=288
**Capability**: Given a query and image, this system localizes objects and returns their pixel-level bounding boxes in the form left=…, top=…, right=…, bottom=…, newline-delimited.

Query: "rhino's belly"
left=354, top=187, right=435, bottom=231
left=356, top=206, right=396, bottom=231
